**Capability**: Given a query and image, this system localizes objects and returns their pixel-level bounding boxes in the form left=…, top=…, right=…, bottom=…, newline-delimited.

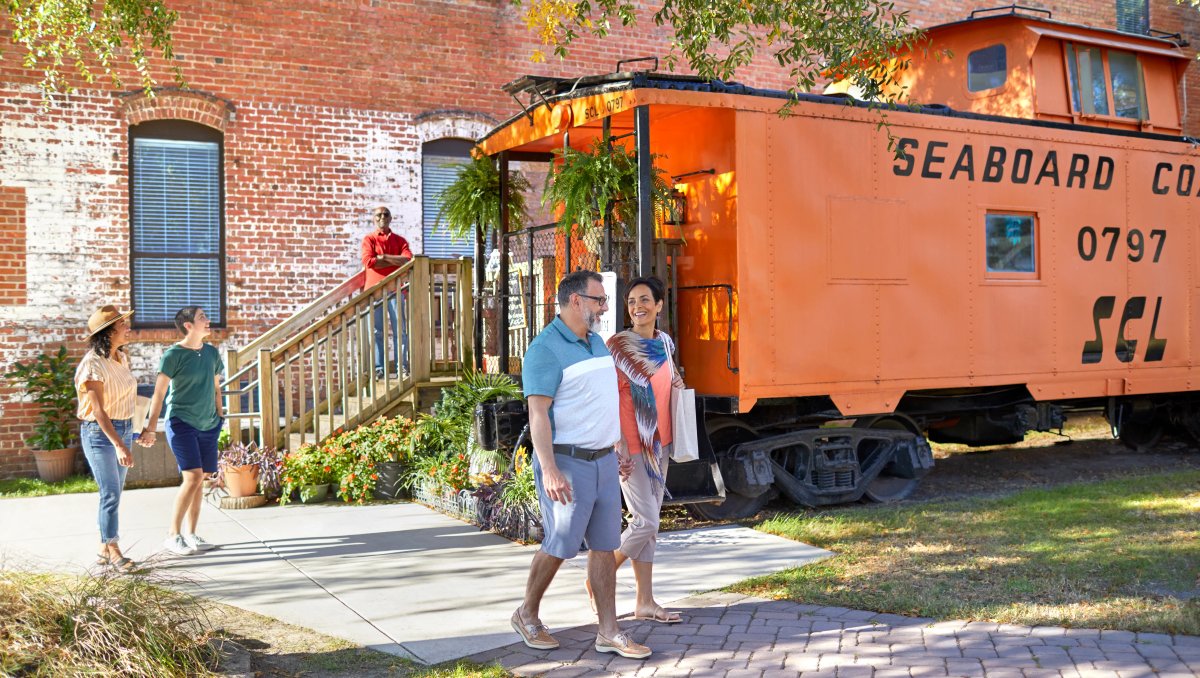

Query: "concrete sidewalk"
left=5, top=488, right=1197, bottom=676
left=0, top=487, right=831, bottom=664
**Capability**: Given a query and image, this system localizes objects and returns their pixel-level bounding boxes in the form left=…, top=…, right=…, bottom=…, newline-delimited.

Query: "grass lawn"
left=0, top=474, right=97, bottom=498
left=737, top=469, right=1200, bottom=635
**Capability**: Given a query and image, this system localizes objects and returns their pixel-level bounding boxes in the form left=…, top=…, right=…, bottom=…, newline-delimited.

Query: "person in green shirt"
left=140, top=306, right=224, bottom=556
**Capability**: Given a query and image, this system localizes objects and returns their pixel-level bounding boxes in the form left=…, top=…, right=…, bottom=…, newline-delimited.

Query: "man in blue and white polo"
left=510, top=270, right=652, bottom=660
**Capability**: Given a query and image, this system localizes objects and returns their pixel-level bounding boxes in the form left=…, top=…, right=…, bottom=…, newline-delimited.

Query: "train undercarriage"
left=474, top=385, right=1200, bottom=521
left=668, top=386, right=1200, bottom=520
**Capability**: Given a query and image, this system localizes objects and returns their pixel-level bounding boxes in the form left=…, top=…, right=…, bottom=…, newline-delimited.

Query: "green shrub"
left=500, top=446, right=537, bottom=510
left=4, top=346, right=78, bottom=451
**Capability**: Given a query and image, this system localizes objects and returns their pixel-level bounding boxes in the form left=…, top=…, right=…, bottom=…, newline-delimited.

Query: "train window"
left=967, top=45, right=1007, bottom=92
left=985, top=213, right=1037, bottom=275
left=1067, top=44, right=1111, bottom=116
left=1109, top=50, right=1147, bottom=119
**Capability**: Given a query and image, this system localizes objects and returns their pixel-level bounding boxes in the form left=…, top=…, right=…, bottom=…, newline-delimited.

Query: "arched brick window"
left=128, top=119, right=226, bottom=328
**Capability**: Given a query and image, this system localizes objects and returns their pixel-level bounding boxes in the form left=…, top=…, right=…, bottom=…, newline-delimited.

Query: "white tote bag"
left=670, top=386, right=699, bottom=463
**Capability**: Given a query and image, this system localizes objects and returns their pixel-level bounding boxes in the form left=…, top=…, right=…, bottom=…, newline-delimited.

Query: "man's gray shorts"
left=533, top=450, right=621, bottom=560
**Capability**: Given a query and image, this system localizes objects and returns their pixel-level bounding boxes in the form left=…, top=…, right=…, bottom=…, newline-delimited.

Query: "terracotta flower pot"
left=223, top=464, right=260, bottom=498
left=34, top=447, right=77, bottom=483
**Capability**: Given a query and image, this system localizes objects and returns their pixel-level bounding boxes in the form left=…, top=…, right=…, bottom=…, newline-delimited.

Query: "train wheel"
left=854, top=414, right=923, bottom=503
left=686, top=418, right=775, bottom=521
left=1118, top=419, right=1163, bottom=453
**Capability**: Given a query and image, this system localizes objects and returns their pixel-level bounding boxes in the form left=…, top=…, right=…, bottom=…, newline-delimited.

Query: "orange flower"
left=323, top=466, right=331, bottom=473
left=370, top=473, right=378, bottom=480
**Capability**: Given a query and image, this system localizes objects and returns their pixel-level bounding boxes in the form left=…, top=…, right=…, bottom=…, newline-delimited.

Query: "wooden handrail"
left=235, top=270, right=366, bottom=362
left=225, top=257, right=473, bottom=453
left=269, top=260, right=414, bottom=359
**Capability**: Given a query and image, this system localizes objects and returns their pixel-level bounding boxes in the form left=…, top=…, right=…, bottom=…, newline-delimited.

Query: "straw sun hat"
left=86, top=305, right=134, bottom=338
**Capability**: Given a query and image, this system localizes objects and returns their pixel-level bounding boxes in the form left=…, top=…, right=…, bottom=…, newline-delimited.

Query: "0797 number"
left=1077, top=226, right=1165, bottom=263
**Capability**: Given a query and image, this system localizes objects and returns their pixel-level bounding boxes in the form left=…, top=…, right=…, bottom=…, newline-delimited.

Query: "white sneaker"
left=163, top=534, right=196, bottom=556
left=184, top=533, right=216, bottom=552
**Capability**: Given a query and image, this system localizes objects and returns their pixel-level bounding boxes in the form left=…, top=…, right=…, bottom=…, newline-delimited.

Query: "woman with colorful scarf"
left=604, top=275, right=685, bottom=624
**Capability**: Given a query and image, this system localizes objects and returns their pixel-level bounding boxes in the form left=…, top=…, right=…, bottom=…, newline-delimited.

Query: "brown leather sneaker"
left=595, top=632, right=651, bottom=659
left=511, top=608, right=559, bottom=650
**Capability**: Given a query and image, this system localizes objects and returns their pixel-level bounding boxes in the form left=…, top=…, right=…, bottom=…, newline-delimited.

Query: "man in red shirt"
left=360, top=206, right=413, bottom=379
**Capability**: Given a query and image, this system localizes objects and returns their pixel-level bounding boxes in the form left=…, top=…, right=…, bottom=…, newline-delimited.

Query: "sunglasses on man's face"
left=374, top=213, right=391, bottom=220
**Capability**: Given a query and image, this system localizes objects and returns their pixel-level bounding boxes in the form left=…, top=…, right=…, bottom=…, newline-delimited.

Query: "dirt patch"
left=207, top=602, right=412, bottom=677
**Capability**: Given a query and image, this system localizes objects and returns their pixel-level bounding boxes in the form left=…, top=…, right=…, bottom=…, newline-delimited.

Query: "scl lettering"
left=1080, top=295, right=1167, bottom=364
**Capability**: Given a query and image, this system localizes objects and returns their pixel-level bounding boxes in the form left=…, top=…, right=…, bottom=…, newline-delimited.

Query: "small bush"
left=0, top=568, right=216, bottom=677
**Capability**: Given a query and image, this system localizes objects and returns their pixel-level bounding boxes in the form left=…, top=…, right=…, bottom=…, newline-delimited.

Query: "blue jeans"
left=373, top=292, right=409, bottom=374
left=81, top=419, right=132, bottom=544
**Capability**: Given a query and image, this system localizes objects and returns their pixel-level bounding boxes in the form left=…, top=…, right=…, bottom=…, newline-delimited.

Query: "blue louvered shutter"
left=130, top=133, right=224, bottom=326
left=422, top=138, right=474, bottom=259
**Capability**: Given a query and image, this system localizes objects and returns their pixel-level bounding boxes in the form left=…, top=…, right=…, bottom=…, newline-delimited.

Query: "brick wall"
left=0, top=185, right=26, bottom=306
left=0, top=0, right=1197, bottom=477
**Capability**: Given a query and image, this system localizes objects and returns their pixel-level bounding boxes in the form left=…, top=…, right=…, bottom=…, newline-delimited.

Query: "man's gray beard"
left=583, top=307, right=601, bottom=332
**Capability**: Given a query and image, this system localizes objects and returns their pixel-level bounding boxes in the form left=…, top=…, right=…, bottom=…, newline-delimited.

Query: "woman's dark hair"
left=174, top=306, right=203, bottom=335
left=625, top=276, right=665, bottom=304
left=89, top=325, right=125, bottom=358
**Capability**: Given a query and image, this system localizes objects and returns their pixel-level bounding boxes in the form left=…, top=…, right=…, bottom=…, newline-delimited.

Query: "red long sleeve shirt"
left=361, top=230, right=413, bottom=287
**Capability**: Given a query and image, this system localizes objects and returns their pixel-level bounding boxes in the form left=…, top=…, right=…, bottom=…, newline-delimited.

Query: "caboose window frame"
left=1064, top=42, right=1148, bottom=122
left=984, top=211, right=1039, bottom=281
left=967, top=44, right=1008, bottom=94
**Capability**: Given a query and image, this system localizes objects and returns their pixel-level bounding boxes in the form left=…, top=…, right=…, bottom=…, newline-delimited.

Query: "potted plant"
left=368, top=416, right=414, bottom=500
left=217, top=442, right=280, bottom=499
left=541, top=138, right=673, bottom=253
left=434, top=151, right=532, bottom=242
left=280, top=445, right=335, bottom=505
left=4, top=346, right=79, bottom=482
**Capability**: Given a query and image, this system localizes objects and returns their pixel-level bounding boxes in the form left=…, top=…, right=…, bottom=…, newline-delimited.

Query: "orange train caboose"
left=475, top=7, right=1200, bottom=517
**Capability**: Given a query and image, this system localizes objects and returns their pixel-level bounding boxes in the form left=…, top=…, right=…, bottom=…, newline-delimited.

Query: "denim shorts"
left=534, top=450, right=622, bottom=560
left=165, top=417, right=222, bottom=473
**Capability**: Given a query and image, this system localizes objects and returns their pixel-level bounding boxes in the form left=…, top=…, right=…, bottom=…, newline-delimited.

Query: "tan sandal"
left=632, top=605, right=682, bottom=624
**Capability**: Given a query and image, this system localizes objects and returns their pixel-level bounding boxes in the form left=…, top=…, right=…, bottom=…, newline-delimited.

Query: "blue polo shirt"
left=522, top=316, right=621, bottom=449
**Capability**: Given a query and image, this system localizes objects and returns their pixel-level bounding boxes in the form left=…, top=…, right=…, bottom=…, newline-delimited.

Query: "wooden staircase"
left=221, top=257, right=473, bottom=452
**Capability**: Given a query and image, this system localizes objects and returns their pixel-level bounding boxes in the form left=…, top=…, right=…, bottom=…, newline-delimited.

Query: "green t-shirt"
left=159, top=343, right=224, bottom=431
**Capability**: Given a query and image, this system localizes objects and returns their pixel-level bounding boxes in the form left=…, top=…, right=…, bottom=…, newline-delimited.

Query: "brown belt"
left=552, top=444, right=612, bottom=461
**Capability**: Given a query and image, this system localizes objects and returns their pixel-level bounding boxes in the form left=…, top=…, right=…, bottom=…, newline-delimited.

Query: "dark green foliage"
left=542, top=138, right=673, bottom=237
left=4, top=346, right=78, bottom=450
left=435, top=153, right=532, bottom=240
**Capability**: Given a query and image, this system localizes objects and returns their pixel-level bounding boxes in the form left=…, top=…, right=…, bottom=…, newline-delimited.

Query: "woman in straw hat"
left=75, top=305, right=140, bottom=572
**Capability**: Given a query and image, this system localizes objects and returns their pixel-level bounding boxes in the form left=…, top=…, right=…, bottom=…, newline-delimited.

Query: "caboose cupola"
left=861, top=5, right=1192, bottom=134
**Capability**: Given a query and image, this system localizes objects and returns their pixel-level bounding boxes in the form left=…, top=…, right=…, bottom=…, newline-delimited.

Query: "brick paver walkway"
left=469, top=593, right=1200, bottom=677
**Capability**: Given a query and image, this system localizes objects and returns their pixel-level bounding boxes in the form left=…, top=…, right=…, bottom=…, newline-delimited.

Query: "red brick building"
left=1, top=0, right=1197, bottom=477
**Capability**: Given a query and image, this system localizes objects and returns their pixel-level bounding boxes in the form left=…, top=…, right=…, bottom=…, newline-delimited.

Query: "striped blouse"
left=75, top=350, right=137, bottom=421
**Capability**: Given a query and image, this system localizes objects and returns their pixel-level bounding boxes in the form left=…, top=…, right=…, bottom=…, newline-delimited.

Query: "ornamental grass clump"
left=0, top=568, right=216, bottom=677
